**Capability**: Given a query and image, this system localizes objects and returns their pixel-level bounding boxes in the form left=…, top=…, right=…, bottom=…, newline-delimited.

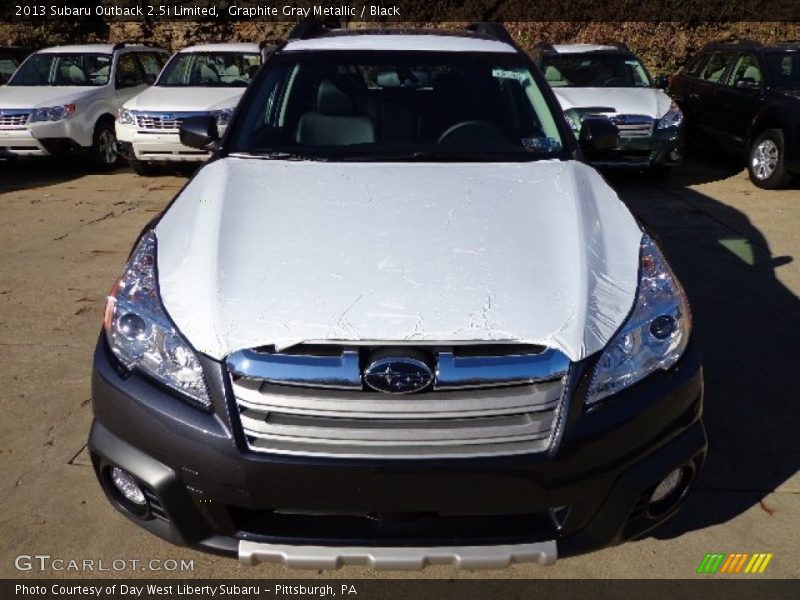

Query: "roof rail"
left=601, top=41, right=631, bottom=51
left=287, top=19, right=341, bottom=41
left=112, top=41, right=153, bottom=50
left=465, top=22, right=515, bottom=45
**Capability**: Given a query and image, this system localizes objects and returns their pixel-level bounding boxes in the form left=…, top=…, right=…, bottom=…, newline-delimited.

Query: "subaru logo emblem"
left=364, top=357, right=433, bottom=394
left=161, top=114, right=174, bottom=121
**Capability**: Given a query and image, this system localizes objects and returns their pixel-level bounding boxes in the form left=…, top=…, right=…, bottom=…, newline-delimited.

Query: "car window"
left=0, top=54, right=20, bottom=82
left=137, top=53, right=164, bottom=79
left=7, top=52, right=112, bottom=86
left=116, top=53, right=143, bottom=88
left=765, top=51, right=800, bottom=89
left=727, top=53, right=762, bottom=86
left=683, top=53, right=709, bottom=78
left=230, top=50, right=566, bottom=162
left=698, top=52, right=735, bottom=83
left=540, top=53, right=652, bottom=87
left=157, top=52, right=261, bottom=87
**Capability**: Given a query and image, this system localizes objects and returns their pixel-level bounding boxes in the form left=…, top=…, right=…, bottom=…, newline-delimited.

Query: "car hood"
left=124, top=86, right=246, bottom=111
left=155, top=158, right=642, bottom=362
left=552, top=87, right=673, bottom=119
left=0, top=85, right=99, bottom=109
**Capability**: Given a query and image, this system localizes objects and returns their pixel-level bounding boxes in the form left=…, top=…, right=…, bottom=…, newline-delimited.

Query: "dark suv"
left=670, top=40, right=800, bottom=188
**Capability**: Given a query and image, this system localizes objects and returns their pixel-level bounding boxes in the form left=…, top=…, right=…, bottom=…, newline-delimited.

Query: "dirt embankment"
left=0, top=20, right=798, bottom=75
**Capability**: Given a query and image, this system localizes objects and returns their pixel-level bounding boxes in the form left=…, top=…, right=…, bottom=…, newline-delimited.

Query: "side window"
left=115, top=53, right=143, bottom=88
left=699, top=52, right=735, bottom=83
left=683, top=53, right=709, bottom=78
left=137, top=53, right=163, bottom=81
left=727, top=53, right=762, bottom=87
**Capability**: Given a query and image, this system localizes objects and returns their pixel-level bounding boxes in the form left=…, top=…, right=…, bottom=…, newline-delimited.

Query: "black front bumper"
left=587, top=127, right=685, bottom=170
left=89, top=335, right=706, bottom=559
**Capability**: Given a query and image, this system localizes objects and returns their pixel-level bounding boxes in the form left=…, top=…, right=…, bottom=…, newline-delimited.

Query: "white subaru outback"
left=0, top=43, right=167, bottom=168
left=116, top=43, right=261, bottom=174
left=90, top=24, right=705, bottom=569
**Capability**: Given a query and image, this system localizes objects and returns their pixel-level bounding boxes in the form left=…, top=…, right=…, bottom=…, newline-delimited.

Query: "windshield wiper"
left=230, top=150, right=330, bottom=161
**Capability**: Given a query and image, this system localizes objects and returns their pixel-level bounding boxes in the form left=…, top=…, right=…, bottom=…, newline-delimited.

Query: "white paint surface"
left=552, top=87, right=674, bottom=120
left=155, top=158, right=642, bottom=362
left=284, top=35, right=516, bottom=54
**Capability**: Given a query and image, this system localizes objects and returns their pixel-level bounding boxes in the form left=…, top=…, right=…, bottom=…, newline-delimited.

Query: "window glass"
left=699, top=52, right=735, bottom=83
left=116, top=53, right=143, bottom=88
left=683, top=53, right=709, bottom=77
left=541, top=53, right=652, bottom=87
left=8, top=53, right=112, bottom=86
left=765, top=52, right=800, bottom=89
left=138, top=53, right=163, bottom=79
left=158, top=52, right=261, bottom=87
left=727, top=53, right=762, bottom=86
left=229, top=51, right=565, bottom=162
left=0, top=55, right=20, bottom=82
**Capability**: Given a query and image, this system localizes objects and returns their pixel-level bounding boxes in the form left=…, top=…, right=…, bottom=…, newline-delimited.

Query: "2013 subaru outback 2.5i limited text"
left=90, top=23, right=706, bottom=570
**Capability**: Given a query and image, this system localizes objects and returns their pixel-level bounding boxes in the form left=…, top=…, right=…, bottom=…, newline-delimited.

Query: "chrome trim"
left=0, top=108, right=31, bottom=127
left=435, top=348, right=569, bottom=390
left=238, top=539, right=557, bottom=570
left=610, top=114, right=654, bottom=139
left=227, top=349, right=362, bottom=390
left=131, top=110, right=209, bottom=131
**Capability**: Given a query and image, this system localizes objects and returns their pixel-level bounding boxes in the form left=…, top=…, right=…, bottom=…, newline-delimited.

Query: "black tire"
left=747, top=129, right=794, bottom=189
left=130, top=158, right=158, bottom=176
left=90, top=120, right=119, bottom=171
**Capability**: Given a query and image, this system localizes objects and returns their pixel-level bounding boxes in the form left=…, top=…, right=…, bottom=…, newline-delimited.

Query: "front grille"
left=611, top=114, right=654, bottom=138
left=0, top=110, right=30, bottom=127
left=228, top=344, right=568, bottom=459
left=134, top=111, right=206, bottom=131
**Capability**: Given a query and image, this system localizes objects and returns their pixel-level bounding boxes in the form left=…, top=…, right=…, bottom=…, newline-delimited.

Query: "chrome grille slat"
left=228, top=343, right=568, bottom=459
left=0, top=109, right=31, bottom=127
left=611, top=114, right=654, bottom=139
left=133, top=111, right=207, bottom=131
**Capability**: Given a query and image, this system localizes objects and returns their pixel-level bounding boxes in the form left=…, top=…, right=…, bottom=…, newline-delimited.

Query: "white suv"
left=533, top=43, right=685, bottom=177
left=0, top=43, right=167, bottom=168
left=116, top=43, right=261, bottom=174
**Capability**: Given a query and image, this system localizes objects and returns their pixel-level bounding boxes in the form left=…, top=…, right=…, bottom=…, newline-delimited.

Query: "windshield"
left=229, top=51, right=565, bottom=161
left=158, top=52, right=261, bottom=87
left=765, top=51, right=800, bottom=89
left=542, top=53, right=653, bottom=88
left=8, top=53, right=111, bottom=86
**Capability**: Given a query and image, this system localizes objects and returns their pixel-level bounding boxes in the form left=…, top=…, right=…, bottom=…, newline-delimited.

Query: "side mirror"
left=654, top=75, right=669, bottom=90
left=179, top=115, right=220, bottom=151
left=735, top=77, right=759, bottom=91
left=579, top=117, right=619, bottom=152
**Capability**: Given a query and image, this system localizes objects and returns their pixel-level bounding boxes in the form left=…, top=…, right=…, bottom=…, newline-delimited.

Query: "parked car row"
left=1, top=35, right=798, bottom=189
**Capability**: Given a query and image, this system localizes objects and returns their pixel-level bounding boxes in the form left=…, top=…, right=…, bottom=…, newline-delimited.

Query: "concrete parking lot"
left=0, top=154, right=798, bottom=579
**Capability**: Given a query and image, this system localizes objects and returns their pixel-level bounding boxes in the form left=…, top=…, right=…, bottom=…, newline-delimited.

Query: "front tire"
left=90, top=121, right=119, bottom=171
left=748, top=129, right=794, bottom=189
left=130, top=158, right=158, bottom=176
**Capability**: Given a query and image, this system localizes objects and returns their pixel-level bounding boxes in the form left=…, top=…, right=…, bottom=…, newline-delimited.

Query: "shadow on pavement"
left=610, top=165, right=800, bottom=539
left=0, top=156, right=96, bottom=193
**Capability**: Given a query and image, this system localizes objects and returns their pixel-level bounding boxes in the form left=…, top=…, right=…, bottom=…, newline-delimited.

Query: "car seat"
left=295, top=77, right=375, bottom=146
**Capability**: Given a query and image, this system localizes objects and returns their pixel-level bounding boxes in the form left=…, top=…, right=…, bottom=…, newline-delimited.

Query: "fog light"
left=651, top=468, right=684, bottom=503
left=110, top=466, right=146, bottom=506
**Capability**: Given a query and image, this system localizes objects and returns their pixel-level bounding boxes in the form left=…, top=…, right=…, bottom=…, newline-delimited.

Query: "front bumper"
left=589, top=127, right=685, bottom=170
left=116, top=123, right=210, bottom=162
left=89, top=335, right=705, bottom=568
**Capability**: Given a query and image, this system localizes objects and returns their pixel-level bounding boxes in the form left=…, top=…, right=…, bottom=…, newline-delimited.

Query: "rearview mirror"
left=579, top=117, right=619, bottom=153
left=179, top=115, right=220, bottom=151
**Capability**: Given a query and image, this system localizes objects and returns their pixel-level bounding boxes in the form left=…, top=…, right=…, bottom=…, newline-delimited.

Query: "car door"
left=716, top=52, right=764, bottom=149
left=693, top=51, right=737, bottom=140
left=114, top=52, right=147, bottom=108
left=671, top=52, right=710, bottom=124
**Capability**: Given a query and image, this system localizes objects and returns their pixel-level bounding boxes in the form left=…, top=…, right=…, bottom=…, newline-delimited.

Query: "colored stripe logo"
left=697, top=553, right=773, bottom=574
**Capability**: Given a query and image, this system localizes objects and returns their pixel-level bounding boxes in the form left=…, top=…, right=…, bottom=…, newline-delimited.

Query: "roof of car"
left=37, top=43, right=162, bottom=54
left=178, top=42, right=261, bottom=53
left=283, top=31, right=517, bottom=54
left=546, top=43, right=630, bottom=54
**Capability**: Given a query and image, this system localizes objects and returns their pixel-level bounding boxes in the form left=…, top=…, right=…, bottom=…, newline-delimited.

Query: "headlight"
left=29, top=104, right=76, bottom=122
left=210, top=108, right=233, bottom=128
left=117, top=108, right=136, bottom=126
left=586, top=235, right=691, bottom=404
left=103, top=231, right=211, bottom=410
left=657, top=102, right=683, bottom=129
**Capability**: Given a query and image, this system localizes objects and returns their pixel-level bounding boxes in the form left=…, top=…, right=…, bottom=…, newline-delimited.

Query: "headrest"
left=317, top=78, right=357, bottom=116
